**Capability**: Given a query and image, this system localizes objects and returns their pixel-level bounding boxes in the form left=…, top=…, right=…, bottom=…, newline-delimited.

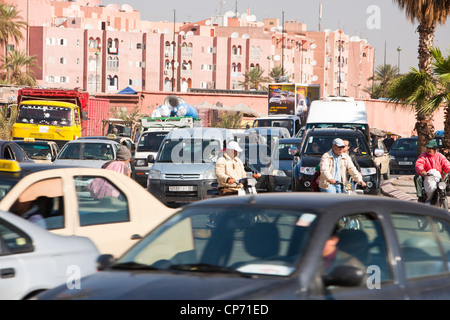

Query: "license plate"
left=398, top=161, right=412, bottom=165
left=169, top=186, right=194, bottom=192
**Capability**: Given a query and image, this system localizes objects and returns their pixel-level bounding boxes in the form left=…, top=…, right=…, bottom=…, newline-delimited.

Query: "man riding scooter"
left=414, top=139, right=450, bottom=203
left=215, top=141, right=248, bottom=196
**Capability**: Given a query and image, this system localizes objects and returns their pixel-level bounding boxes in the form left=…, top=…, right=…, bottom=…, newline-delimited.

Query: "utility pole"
left=172, top=9, right=176, bottom=92
left=281, top=11, right=284, bottom=75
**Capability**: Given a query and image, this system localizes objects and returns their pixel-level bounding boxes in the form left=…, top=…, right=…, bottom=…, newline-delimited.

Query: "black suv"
left=292, top=128, right=382, bottom=195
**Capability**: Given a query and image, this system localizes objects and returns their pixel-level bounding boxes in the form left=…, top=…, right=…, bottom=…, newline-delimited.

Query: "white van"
left=304, top=96, right=370, bottom=142
left=148, top=128, right=233, bottom=206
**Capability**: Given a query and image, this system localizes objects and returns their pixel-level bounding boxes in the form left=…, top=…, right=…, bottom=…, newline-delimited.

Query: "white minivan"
left=304, top=96, right=370, bottom=142
left=148, top=128, right=233, bottom=206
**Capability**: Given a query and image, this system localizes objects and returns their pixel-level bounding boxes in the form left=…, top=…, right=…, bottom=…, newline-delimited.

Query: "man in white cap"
left=215, top=140, right=247, bottom=196
left=319, top=138, right=366, bottom=193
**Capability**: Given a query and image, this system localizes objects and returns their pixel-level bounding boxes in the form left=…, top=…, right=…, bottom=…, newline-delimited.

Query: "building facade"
left=2, top=0, right=374, bottom=99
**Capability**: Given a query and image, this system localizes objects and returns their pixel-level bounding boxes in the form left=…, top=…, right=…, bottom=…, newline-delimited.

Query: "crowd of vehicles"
left=3, top=85, right=450, bottom=301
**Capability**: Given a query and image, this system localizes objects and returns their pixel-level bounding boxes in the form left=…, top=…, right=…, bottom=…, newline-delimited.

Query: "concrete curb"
left=381, top=177, right=417, bottom=202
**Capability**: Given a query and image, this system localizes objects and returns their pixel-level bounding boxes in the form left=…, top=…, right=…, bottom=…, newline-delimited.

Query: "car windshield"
left=390, top=139, right=417, bottom=151
left=115, top=206, right=317, bottom=277
left=303, top=135, right=370, bottom=155
left=58, top=143, right=115, bottom=160
left=17, top=105, right=73, bottom=127
left=15, top=143, right=52, bottom=160
left=157, top=139, right=221, bottom=163
left=274, top=142, right=301, bottom=161
left=137, top=131, right=169, bottom=152
left=254, top=120, right=294, bottom=136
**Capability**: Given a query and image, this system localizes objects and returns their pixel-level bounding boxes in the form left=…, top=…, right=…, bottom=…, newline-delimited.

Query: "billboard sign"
left=268, top=84, right=296, bottom=115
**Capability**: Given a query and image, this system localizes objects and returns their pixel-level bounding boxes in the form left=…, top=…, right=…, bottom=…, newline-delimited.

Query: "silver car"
left=53, top=139, right=120, bottom=168
left=0, top=210, right=99, bottom=300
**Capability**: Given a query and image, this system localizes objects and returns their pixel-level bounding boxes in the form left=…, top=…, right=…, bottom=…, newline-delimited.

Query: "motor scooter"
left=417, top=172, right=449, bottom=230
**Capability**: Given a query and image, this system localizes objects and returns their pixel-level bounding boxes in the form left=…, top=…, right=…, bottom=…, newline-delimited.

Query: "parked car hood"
left=153, top=162, right=216, bottom=176
left=37, top=270, right=287, bottom=300
left=389, top=150, right=417, bottom=159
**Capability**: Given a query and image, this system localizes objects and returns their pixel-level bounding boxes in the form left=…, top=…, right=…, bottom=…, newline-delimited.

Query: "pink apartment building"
left=2, top=0, right=374, bottom=99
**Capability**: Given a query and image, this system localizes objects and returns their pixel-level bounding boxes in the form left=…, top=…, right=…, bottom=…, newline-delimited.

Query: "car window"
left=0, top=218, right=33, bottom=255
left=2, top=145, right=15, bottom=160
left=75, top=176, right=130, bottom=226
left=137, top=131, right=168, bottom=152
left=8, top=178, right=65, bottom=230
left=391, top=213, right=449, bottom=279
left=323, top=213, right=392, bottom=283
left=16, top=143, right=52, bottom=161
left=391, top=139, right=417, bottom=151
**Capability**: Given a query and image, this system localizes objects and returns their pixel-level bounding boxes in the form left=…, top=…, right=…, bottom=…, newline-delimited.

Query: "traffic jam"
left=2, top=87, right=450, bottom=301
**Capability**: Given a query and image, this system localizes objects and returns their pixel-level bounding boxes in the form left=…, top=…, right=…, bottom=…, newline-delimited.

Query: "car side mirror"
left=374, top=148, right=384, bottom=157
left=81, top=110, right=89, bottom=121
left=289, top=147, right=298, bottom=156
left=147, top=154, right=155, bottom=163
left=323, top=265, right=365, bottom=287
left=97, top=254, right=116, bottom=271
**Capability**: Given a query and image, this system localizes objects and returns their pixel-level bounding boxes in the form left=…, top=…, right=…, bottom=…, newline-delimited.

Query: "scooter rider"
left=414, top=139, right=450, bottom=203
left=215, top=141, right=247, bottom=196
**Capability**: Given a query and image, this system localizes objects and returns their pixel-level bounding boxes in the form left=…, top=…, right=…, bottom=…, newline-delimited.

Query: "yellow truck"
left=12, top=88, right=109, bottom=149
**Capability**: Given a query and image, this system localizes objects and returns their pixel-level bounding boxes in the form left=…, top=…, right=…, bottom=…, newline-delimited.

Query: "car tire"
left=383, top=166, right=390, bottom=180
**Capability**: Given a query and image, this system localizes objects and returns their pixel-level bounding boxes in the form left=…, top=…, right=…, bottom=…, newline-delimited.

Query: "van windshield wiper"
left=111, top=262, right=159, bottom=270
left=168, top=263, right=244, bottom=275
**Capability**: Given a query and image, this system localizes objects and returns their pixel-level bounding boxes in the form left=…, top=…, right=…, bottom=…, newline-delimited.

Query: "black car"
left=0, top=140, right=34, bottom=163
left=293, top=128, right=382, bottom=195
left=37, top=193, right=450, bottom=300
left=267, top=138, right=302, bottom=192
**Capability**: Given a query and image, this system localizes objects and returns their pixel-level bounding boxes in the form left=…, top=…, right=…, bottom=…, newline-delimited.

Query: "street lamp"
left=397, top=46, right=402, bottom=75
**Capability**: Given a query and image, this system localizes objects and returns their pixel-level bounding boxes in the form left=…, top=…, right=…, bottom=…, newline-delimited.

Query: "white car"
left=0, top=165, right=175, bottom=258
left=0, top=210, right=99, bottom=300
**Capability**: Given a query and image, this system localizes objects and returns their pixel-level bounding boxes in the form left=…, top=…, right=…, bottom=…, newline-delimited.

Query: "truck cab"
left=252, top=115, right=301, bottom=137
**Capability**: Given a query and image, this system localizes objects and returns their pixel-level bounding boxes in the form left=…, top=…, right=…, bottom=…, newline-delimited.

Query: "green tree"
left=239, top=66, right=269, bottom=90
left=269, top=65, right=290, bottom=83
left=0, top=50, right=39, bottom=85
left=0, top=103, right=17, bottom=140
left=392, top=0, right=450, bottom=153
left=219, top=111, right=243, bottom=129
left=387, top=48, right=450, bottom=155
left=0, top=3, right=27, bottom=83
left=365, top=64, right=400, bottom=98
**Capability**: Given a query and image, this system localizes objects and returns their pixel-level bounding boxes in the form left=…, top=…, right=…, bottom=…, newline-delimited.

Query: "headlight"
left=135, top=159, right=147, bottom=166
left=438, top=181, right=446, bottom=190
left=272, top=169, right=287, bottom=177
left=299, top=167, right=316, bottom=175
left=149, top=169, right=161, bottom=180
left=389, top=155, right=396, bottom=161
left=203, top=170, right=216, bottom=180
left=361, top=167, right=377, bottom=176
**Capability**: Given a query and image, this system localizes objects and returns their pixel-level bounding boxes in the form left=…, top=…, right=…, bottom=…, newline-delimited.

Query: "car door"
left=390, top=212, right=450, bottom=299
left=305, top=211, right=408, bottom=300
left=0, top=217, right=34, bottom=299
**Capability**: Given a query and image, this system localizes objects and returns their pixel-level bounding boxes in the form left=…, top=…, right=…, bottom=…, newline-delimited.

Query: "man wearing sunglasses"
left=319, top=138, right=366, bottom=193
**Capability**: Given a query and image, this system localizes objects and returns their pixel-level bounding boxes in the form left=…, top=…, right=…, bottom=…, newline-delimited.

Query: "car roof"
left=15, top=139, right=57, bottom=145
left=187, top=193, right=447, bottom=216
left=279, top=138, right=302, bottom=143
left=305, top=127, right=363, bottom=137
left=66, top=139, right=119, bottom=145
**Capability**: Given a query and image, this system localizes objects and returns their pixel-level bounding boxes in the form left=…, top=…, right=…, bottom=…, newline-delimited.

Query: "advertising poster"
left=268, top=84, right=296, bottom=115
left=295, top=84, right=321, bottom=122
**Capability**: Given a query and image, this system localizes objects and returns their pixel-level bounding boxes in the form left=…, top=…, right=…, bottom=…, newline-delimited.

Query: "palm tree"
left=392, top=0, right=450, bottom=153
left=387, top=48, right=450, bottom=155
left=239, top=66, right=269, bottom=91
left=365, top=64, right=400, bottom=98
left=269, top=65, right=290, bottom=83
left=0, top=50, right=39, bottom=85
left=0, top=3, right=27, bottom=83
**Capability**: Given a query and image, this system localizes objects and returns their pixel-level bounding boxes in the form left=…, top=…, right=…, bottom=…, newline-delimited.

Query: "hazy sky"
left=102, top=0, right=450, bottom=74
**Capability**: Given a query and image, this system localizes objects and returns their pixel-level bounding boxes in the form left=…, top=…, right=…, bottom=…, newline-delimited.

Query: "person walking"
left=102, top=145, right=132, bottom=177
left=319, top=138, right=366, bottom=193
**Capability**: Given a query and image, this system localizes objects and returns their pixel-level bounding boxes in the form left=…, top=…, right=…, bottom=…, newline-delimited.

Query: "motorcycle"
left=417, top=171, right=449, bottom=231
left=235, top=177, right=258, bottom=195
left=335, top=178, right=365, bottom=230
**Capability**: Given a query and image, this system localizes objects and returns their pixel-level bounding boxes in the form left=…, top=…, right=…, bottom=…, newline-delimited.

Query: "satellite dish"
left=224, top=11, right=235, bottom=18
left=84, top=24, right=93, bottom=30
left=312, top=75, right=319, bottom=81
left=247, top=15, right=257, bottom=22
left=273, top=55, right=281, bottom=61
left=231, top=32, right=239, bottom=38
left=179, top=31, right=185, bottom=36
left=186, top=31, right=194, bottom=36
left=174, top=62, right=179, bottom=68
left=311, top=60, right=317, bottom=66
left=164, top=28, right=170, bottom=34
left=121, top=4, right=133, bottom=12
left=311, top=43, right=317, bottom=49
left=205, top=20, right=211, bottom=26
left=242, top=33, right=250, bottom=39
